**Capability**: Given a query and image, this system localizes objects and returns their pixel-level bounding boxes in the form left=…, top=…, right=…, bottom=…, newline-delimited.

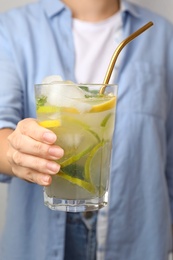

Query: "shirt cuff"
left=0, top=173, right=12, bottom=183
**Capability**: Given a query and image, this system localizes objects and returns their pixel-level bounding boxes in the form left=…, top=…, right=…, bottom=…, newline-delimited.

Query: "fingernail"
left=43, top=132, right=57, bottom=143
left=42, top=175, right=50, bottom=183
left=47, top=162, right=60, bottom=173
left=48, top=147, right=64, bottom=158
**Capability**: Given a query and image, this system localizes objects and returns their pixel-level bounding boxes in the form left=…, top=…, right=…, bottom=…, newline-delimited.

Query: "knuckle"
left=33, top=158, right=40, bottom=169
left=17, top=120, right=28, bottom=135
left=13, top=135, right=22, bottom=151
left=12, top=151, right=23, bottom=165
left=7, top=131, right=22, bottom=151
left=7, top=131, right=15, bottom=145
left=22, top=168, right=35, bottom=183
left=18, top=118, right=36, bottom=135
left=27, top=172, right=42, bottom=185
left=27, top=171, right=35, bottom=183
left=18, top=118, right=41, bottom=140
left=32, top=157, right=44, bottom=171
left=17, top=168, right=36, bottom=183
left=7, top=133, right=12, bottom=143
left=36, top=174, right=44, bottom=185
left=34, top=141, right=44, bottom=155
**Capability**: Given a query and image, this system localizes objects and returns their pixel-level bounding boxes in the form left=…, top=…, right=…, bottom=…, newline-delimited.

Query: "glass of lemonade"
left=35, top=80, right=117, bottom=212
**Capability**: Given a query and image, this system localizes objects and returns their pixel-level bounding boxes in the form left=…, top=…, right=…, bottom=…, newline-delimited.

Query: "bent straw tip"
left=99, top=21, right=154, bottom=94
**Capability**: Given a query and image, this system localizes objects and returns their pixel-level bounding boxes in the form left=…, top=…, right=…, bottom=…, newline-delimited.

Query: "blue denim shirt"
left=0, top=1, right=173, bottom=259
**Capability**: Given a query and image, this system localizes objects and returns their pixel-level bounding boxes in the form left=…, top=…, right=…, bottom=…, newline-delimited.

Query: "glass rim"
left=35, top=82, right=118, bottom=87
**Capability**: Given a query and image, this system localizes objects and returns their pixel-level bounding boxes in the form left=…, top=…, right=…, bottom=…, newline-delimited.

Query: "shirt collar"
left=40, top=0, right=67, bottom=18
left=121, top=1, right=140, bottom=18
left=40, top=0, right=140, bottom=19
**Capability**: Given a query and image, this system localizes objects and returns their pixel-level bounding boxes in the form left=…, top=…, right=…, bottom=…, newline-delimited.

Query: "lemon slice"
left=89, top=96, right=116, bottom=113
left=62, top=107, right=79, bottom=114
left=58, top=170, right=96, bottom=194
left=39, top=119, right=61, bottom=128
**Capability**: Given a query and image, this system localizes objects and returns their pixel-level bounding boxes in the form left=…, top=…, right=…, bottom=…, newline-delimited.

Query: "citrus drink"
left=35, top=81, right=117, bottom=212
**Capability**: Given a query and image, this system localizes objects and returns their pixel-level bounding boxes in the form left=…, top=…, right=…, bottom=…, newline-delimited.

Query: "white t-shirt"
left=72, top=11, right=123, bottom=84
left=72, top=11, right=123, bottom=259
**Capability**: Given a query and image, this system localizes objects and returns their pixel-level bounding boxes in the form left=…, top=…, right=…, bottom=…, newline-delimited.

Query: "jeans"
left=64, top=211, right=98, bottom=260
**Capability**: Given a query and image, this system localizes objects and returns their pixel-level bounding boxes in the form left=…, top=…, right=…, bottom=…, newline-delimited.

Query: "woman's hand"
left=7, top=118, right=64, bottom=186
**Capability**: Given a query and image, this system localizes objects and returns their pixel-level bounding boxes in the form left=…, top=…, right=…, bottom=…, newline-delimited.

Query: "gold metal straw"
left=99, top=21, right=154, bottom=94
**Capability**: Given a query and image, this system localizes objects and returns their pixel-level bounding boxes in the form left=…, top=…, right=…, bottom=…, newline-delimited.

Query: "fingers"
left=7, top=118, right=64, bottom=185
left=11, top=165, right=53, bottom=186
left=8, top=132, right=64, bottom=160
left=28, top=172, right=52, bottom=186
left=10, top=149, right=60, bottom=174
left=7, top=147, right=60, bottom=186
left=16, top=118, right=57, bottom=144
left=8, top=118, right=64, bottom=160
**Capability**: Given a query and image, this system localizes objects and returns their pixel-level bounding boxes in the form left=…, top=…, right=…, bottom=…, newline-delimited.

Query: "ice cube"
left=47, top=84, right=91, bottom=113
left=42, top=75, right=92, bottom=113
left=64, top=133, right=82, bottom=149
left=42, top=75, right=63, bottom=84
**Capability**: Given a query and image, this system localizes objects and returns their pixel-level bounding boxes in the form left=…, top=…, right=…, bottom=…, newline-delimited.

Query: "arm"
left=0, top=128, right=14, bottom=175
left=0, top=17, right=64, bottom=185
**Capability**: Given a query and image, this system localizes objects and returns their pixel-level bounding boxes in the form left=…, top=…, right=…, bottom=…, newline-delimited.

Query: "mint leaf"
left=61, top=164, right=85, bottom=180
left=36, top=95, right=47, bottom=109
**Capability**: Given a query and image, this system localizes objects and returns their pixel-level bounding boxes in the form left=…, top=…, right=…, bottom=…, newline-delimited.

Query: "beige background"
left=0, top=0, right=173, bottom=234
left=0, top=0, right=172, bottom=23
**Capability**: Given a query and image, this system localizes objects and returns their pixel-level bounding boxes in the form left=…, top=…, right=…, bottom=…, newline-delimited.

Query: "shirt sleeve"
left=0, top=17, right=23, bottom=129
left=165, top=28, right=173, bottom=224
left=0, top=16, right=23, bottom=183
left=0, top=174, right=12, bottom=183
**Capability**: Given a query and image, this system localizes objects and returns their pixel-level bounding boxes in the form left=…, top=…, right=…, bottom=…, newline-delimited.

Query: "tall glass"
left=35, top=82, right=117, bottom=212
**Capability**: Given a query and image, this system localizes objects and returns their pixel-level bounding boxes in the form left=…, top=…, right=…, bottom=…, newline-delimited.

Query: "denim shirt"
left=0, top=1, right=173, bottom=259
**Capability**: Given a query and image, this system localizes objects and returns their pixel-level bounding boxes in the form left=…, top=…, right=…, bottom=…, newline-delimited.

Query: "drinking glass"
left=35, top=82, right=117, bottom=212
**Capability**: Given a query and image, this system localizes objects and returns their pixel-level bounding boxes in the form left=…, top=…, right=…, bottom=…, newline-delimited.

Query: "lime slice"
left=58, top=170, right=96, bottom=194
left=54, top=117, right=101, bottom=193
left=37, top=104, right=80, bottom=114
left=85, top=142, right=105, bottom=181
left=57, top=141, right=111, bottom=194
left=101, top=113, right=115, bottom=140
left=61, top=116, right=100, bottom=142
left=60, top=144, right=93, bottom=168
left=37, top=105, right=60, bottom=114
left=85, top=141, right=112, bottom=194
left=55, top=116, right=100, bottom=163
left=101, top=113, right=113, bottom=127
left=39, top=119, right=61, bottom=128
